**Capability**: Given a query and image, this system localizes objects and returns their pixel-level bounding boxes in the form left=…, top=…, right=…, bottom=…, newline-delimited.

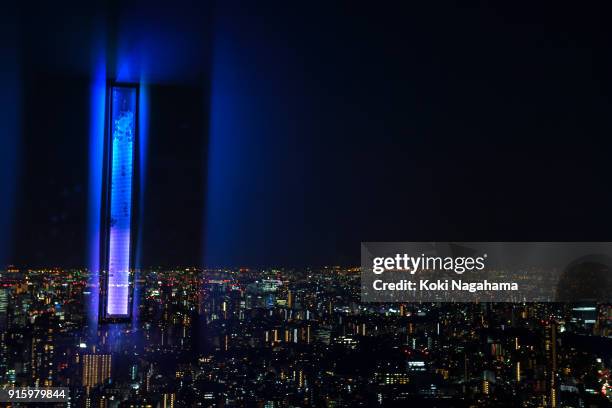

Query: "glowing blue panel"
left=106, top=86, right=136, bottom=318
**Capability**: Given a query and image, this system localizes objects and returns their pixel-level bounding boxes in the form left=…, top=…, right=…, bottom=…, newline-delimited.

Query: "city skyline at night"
left=0, top=264, right=611, bottom=406
left=3, top=1, right=612, bottom=407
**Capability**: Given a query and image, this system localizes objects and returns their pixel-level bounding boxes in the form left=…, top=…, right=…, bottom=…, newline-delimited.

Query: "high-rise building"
left=82, top=354, right=112, bottom=387
left=0, top=288, right=8, bottom=331
left=162, top=393, right=176, bottom=408
left=99, top=84, right=138, bottom=322
left=544, top=322, right=558, bottom=408
left=30, top=330, right=55, bottom=387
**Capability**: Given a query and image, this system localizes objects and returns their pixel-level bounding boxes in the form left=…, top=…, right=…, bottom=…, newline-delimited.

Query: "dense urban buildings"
left=0, top=266, right=610, bottom=407
left=5, top=1, right=612, bottom=407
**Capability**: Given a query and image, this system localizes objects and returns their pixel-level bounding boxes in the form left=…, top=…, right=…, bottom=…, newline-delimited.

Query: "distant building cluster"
left=0, top=265, right=611, bottom=407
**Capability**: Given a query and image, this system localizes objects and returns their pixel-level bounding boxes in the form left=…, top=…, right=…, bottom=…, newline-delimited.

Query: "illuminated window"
left=101, top=84, right=138, bottom=321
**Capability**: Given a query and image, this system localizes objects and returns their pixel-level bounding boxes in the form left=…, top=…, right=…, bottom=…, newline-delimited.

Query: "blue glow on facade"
left=132, top=81, right=148, bottom=326
left=105, top=86, right=136, bottom=318
left=136, top=81, right=149, bottom=265
left=87, top=57, right=106, bottom=326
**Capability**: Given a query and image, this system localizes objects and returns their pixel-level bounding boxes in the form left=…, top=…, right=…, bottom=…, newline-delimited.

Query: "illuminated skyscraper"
left=82, top=354, right=112, bottom=387
left=99, top=84, right=138, bottom=322
left=162, top=393, right=176, bottom=408
left=0, top=288, right=8, bottom=331
left=544, top=322, right=558, bottom=407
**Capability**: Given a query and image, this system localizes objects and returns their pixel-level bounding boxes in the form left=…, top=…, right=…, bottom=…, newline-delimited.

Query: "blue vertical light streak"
left=138, top=83, right=148, bottom=196
left=133, top=80, right=148, bottom=325
left=87, top=56, right=106, bottom=326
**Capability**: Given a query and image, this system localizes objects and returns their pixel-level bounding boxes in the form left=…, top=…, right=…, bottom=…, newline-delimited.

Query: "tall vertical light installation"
left=100, top=83, right=138, bottom=322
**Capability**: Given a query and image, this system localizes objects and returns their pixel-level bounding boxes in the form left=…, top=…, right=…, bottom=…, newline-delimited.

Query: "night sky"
left=3, top=1, right=612, bottom=268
